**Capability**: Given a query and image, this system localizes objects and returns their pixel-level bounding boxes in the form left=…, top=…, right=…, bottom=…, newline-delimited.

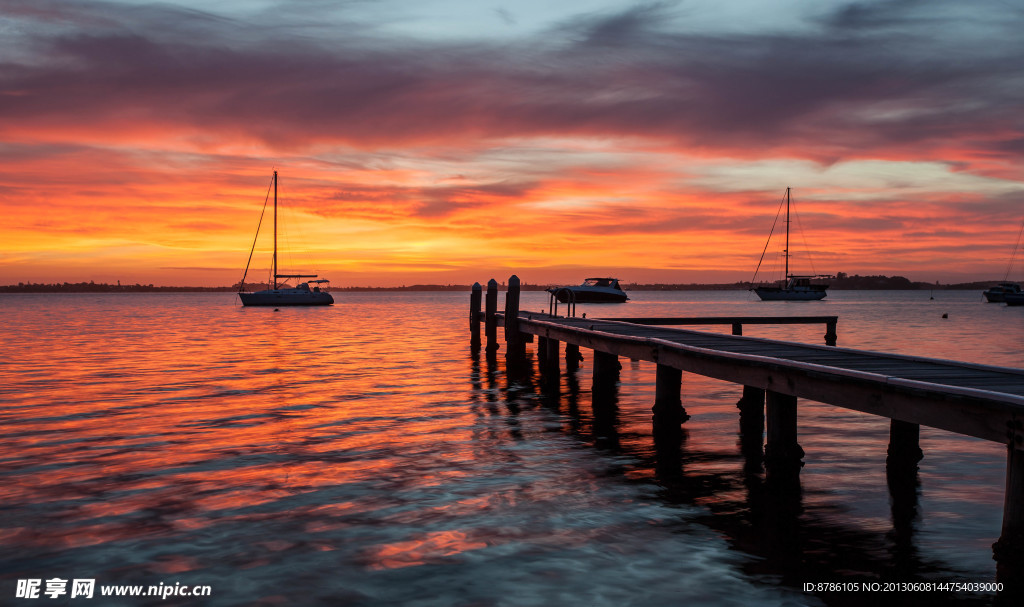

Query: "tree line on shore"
left=0, top=274, right=1006, bottom=293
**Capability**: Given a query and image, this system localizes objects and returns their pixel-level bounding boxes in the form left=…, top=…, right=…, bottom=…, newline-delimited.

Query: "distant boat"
left=983, top=282, right=1022, bottom=303
left=548, top=278, right=628, bottom=303
left=750, top=187, right=831, bottom=301
left=238, top=171, right=334, bottom=307
left=984, top=218, right=1023, bottom=303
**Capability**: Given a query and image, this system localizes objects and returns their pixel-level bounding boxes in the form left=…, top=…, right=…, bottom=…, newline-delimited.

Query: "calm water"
left=1, top=290, right=1021, bottom=606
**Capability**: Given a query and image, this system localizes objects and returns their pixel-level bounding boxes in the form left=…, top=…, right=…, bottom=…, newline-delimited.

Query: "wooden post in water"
left=886, top=419, right=923, bottom=471
left=994, top=436, right=1024, bottom=564
left=485, top=279, right=499, bottom=352
left=824, top=320, right=838, bottom=346
left=504, top=275, right=524, bottom=360
left=470, top=282, right=482, bottom=350
left=593, top=350, right=620, bottom=388
left=565, top=343, right=581, bottom=372
left=733, top=323, right=766, bottom=456
left=653, top=364, right=690, bottom=436
left=737, top=385, right=765, bottom=459
left=546, top=337, right=560, bottom=374
left=764, top=390, right=803, bottom=482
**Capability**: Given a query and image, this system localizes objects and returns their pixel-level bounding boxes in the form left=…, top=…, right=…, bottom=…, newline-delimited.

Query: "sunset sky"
left=2, top=0, right=1022, bottom=287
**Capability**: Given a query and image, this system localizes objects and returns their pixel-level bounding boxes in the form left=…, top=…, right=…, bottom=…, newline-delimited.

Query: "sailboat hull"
left=239, top=289, right=334, bottom=306
left=754, top=286, right=828, bottom=301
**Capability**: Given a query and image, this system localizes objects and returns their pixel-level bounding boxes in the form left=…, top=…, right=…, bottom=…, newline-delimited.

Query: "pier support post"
left=470, top=282, right=482, bottom=350
left=732, top=323, right=742, bottom=336
left=994, top=444, right=1024, bottom=565
left=737, top=386, right=765, bottom=459
left=824, top=320, right=838, bottom=346
left=537, top=336, right=560, bottom=375
left=546, top=338, right=561, bottom=374
left=886, top=419, right=924, bottom=472
left=592, top=350, right=620, bottom=391
left=485, top=279, right=499, bottom=352
left=653, top=364, right=690, bottom=437
left=504, top=275, right=525, bottom=360
left=565, top=343, right=581, bottom=372
left=764, top=391, right=803, bottom=482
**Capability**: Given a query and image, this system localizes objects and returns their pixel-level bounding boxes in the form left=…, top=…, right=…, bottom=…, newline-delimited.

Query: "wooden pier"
left=470, top=277, right=1024, bottom=570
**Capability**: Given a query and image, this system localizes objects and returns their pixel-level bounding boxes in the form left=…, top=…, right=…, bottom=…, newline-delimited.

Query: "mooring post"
left=485, top=279, right=499, bottom=352
left=593, top=350, right=620, bottom=389
left=994, top=442, right=1024, bottom=565
left=470, top=282, right=482, bottom=349
left=886, top=419, right=924, bottom=471
left=824, top=320, right=838, bottom=346
left=504, top=275, right=524, bottom=359
left=565, top=343, right=581, bottom=372
left=545, top=337, right=561, bottom=374
left=764, top=390, right=803, bottom=482
left=653, top=364, right=690, bottom=437
left=737, top=385, right=765, bottom=458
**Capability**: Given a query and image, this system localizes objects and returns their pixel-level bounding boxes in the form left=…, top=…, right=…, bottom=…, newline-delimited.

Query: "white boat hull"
left=239, top=288, right=334, bottom=306
left=1005, top=293, right=1024, bottom=306
left=754, top=287, right=827, bottom=301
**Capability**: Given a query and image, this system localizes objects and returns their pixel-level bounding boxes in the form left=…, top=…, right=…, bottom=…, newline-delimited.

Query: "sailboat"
left=751, top=187, right=832, bottom=301
left=238, top=171, right=334, bottom=306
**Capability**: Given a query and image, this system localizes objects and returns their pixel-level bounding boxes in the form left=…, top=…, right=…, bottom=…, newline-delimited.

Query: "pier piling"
left=653, top=364, right=690, bottom=436
left=995, top=441, right=1024, bottom=563
left=737, top=386, right=766, bottom=458
left=485, top=279, right=499, bottom=352
left=593, top=351, right=620, bottom=389
left=565, top=343, right=582, bottom=372
left=886, top=419, right=924, bottom=472
left=764, top=391, right=804, bottom=482
left=470, top=282, right=482, bottom=350
left=503, top=275, right=524, bottom=360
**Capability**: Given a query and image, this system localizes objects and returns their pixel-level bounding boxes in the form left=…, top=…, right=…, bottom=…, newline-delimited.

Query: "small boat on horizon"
left=984, top=217, right=1023, bottom=303
left=547, top=278, right=628, bottom=303
left=237, top=171, right=334, bottom=307
left=750, top=187, right=832, bottom=301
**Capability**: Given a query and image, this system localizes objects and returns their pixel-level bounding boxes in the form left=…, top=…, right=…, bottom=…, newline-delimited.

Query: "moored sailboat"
left=238, top=171, right=334, bottom=306
left=750, top=187, right=832, bottom=301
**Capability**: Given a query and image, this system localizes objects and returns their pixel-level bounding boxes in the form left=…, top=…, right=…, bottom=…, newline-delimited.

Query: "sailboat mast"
left=273, top=170, right=278, bottom=290
left=784, top=187, right=790, bottom=278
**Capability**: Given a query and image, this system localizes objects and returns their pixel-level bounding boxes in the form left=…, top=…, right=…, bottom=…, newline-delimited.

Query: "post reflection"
left=467, top=345, right=1006, bottom=599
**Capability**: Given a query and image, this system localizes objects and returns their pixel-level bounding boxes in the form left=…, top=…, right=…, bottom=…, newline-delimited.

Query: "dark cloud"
left=0, top=0, right=1021, bottom=170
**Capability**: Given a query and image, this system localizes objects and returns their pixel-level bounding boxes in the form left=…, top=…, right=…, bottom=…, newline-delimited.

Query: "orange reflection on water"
left=364, top=530, right=489, bottom=570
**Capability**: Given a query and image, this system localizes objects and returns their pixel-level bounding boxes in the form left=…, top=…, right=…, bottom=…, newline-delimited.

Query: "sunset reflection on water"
left=1, top=290, right=1019, bottom=605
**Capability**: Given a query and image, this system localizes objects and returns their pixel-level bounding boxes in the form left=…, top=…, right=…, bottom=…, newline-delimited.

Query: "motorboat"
left=983, top=282, right=1022, bottom=303
left=548, top=278, right=628, bottom=303
left=1004, top=292, right=1024, bottom=306
left=237, top=171, right=334, bottom=306
left=750, top=187, right=832, bottom=301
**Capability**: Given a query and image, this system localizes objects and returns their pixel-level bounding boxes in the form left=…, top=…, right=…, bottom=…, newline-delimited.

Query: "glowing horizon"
left=2, top=0, right=1023, bottom=288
